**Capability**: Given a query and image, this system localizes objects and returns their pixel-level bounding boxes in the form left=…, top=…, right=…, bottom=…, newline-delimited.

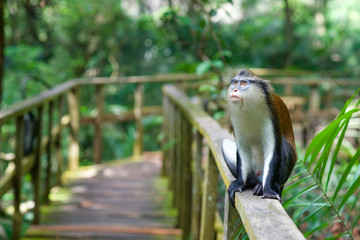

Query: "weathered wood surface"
left=24, top=152, right=181, bottom=240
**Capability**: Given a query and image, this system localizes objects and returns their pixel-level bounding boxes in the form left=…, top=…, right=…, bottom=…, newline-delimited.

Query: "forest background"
left=2, top=0, right=360, bottom=160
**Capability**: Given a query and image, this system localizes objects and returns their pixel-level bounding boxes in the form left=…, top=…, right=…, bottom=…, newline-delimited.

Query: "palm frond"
left=284, top=90, right=360, bottom=239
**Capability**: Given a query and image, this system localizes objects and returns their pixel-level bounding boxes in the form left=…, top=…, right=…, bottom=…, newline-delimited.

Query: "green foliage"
left=284, top=90, right=360, bottom=239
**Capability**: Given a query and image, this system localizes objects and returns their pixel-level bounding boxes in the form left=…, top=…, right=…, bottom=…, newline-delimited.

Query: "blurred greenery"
left=5, top=0, right=360, bottom=105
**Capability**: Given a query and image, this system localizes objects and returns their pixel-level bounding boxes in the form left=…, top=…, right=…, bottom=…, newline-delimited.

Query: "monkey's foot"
left=253, top=183, right=263, bottom=196
left=228, top=180, right=244, bottom=206
left=262, top=190, right=281, bottom=201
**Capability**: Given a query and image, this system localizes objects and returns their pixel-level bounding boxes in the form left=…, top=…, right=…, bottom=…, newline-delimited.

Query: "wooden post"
left=309, top=84, right=320, bottom=113
left=32, top=105, right=44, bottom=224
left=13, top=115, right=25, bottom=240
left=56, top=95, right=64, bottom=186
left=180, top=117, right=192, bottom=240
left=161, top=95, right=169, bottom=177
left=174, top=108, right=182, bottom=220
left=133, top=83, right=144, bottom=157
left=67, top=87, right=80, bottom=171
left=285, top=83, right=293, bottom=96
left=93, top=84, right=104, bottom=164
left=45, top=101, right=54, bottom=204
left=199, top=152, right=219, bottom=240
left=224, top=190, right=241, bottom=239
left=191, top=131, right=203, bottom=240
left=168, top=102, right=176, bottom=193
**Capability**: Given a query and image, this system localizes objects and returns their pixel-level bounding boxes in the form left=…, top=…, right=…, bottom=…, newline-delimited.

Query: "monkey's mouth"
left=230, top=93, right=243, bottom=102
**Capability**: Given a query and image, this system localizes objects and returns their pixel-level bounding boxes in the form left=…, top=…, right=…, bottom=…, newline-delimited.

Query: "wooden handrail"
left=162, top=85, right=305, bottom=240
left=0, top=72, right=357, bottom=239
left=0, top=73, right=213, bottom=240
left=0, top=81, right=76, bottom=123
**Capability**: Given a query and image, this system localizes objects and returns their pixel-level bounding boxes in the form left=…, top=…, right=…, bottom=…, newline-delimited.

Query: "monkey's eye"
left=240, top=80, right=248, bottom=88
left=230, top=79, right=250, bottom=90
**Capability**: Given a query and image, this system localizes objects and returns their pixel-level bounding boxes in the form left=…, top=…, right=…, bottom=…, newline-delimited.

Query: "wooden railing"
left=0, top=73, right=211, bottom=240
left=1, top=71, right=358, bottom=239
left=162, top=85, right=305, bottom=240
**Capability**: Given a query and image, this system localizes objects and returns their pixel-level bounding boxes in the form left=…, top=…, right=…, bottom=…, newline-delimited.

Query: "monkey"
left=222, top=70, right=297, bottom=205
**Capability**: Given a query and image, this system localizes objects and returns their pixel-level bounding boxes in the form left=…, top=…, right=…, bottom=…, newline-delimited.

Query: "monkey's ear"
left=221, top=139, right=237, bottom=178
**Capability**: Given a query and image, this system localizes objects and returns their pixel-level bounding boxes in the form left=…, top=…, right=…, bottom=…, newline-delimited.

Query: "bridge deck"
left=24, top=152, right=181, bottom=240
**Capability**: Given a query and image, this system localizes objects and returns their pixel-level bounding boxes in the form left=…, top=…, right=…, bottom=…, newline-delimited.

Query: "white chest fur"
left=228, top=93, right=275, bottom=184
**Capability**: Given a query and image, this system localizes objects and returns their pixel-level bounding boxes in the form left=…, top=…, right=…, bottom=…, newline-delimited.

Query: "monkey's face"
left=228, top=79, right=251, bottom=103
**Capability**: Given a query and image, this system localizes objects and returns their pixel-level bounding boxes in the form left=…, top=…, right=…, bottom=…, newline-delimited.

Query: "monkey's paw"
left=262, top=189, right=281, bottom=201
left=228, top=180, right=244, bottom=206
left=253, top=183, right=263, bottom=196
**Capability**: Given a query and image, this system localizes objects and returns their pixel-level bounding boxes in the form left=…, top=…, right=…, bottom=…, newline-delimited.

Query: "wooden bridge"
left=0, top=72, right=357, bottom=239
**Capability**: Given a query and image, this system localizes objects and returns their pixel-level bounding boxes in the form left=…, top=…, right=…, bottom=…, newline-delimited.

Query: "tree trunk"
left=0, top=0, right=4, bottom=109
left=283, top=0, right=294, bottom=68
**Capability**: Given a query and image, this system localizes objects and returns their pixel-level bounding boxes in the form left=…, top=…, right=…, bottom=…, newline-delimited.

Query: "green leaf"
left=283, top=175, right=312, bottom=195
left=211, top=59, right=224, bottom=69
left=304, top=219, right=339, bottom=237
left=298, top=202, right=330, bottom=226
left=332, top=146, right=360, bottom=201
left=283, top=183, right=318, bottom=208
left=198, top=84, right=216, bottom=93
left=195, top=61, right=212, bottom=75
left=177, top=16, right=192, bottom=26
left=213, top=50, right=233, bottom=59
left=325, top=120, right=350, bottom=192
left=323, top=232, right=349, bottom=240
left=338, top=172, right=360, bottom=210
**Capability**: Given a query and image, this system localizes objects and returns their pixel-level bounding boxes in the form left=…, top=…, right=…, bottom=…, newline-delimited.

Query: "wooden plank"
left=199, top=152, right=218, bottom=240
left=93, top=84, right=104, bottom=164
left=13, top=115, right=25, bottom=240
left=25, top=154, right=181, bottom=239
left=28, top=225, right=181, bottom=236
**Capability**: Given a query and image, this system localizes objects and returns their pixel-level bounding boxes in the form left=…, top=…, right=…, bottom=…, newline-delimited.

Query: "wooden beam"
left=0, top=81, right=76, bottom=123
left=133, top=83, right=144, bottom=157
left=67, top=87, right=80, bottom=171
left=45, top=101, right=54, bottom=204
left=93, top=84, right=104, bottom=164
left=191, top=131, right=203, bottom=240
left=28, top=225, right=182, bottom=236
left=32, top=105, right=44, bottom=224
left=79, top=106, right=162, bottom=125
left=199, top=152, right=218, bottom=240
left=13, top=115, right=25, bottom=240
